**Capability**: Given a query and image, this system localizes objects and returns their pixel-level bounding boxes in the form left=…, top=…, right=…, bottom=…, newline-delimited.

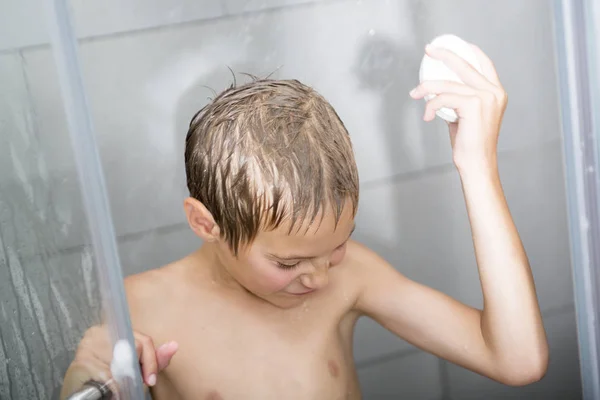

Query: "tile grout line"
left=55, top=221, right=190, bottom=257
left=7, top=136, right=563, bottom=264
left=355, top=347, right=422, bottom=369
left=360, top=137, right=562, bottom=191
left=40, top=138, right=564, bottom=259
left=0, top=0, right=347, bottom=56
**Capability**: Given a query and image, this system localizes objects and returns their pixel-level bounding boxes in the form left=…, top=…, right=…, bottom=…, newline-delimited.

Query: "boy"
left=61, top=43, right=548, bottom=399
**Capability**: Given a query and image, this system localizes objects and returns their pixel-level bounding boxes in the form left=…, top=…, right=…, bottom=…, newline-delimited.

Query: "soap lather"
left=419, top=34, right=483, bottom=123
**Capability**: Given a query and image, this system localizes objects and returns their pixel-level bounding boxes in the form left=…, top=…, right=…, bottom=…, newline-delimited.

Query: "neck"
left=193, top=242, right=300, bottom=310
left=192, top=242, right=242, bottom=290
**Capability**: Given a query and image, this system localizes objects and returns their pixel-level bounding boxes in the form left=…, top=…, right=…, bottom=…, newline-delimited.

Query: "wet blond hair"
left=185, top=79, right=359, bottom=255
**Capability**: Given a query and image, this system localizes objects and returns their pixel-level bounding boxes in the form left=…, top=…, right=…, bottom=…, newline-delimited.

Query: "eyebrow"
left=269, top=224, right=356, bottom=261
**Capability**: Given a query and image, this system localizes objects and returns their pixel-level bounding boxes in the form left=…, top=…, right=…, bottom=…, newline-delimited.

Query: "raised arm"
left=354, top=43, right=548, bottom=386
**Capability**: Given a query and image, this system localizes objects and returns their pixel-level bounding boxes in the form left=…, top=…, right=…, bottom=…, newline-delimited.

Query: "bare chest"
left=151, top=299, right=361, bottom=400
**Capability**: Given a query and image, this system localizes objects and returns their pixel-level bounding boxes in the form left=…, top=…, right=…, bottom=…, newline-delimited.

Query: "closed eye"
left=277, top=261, right=301, bottom=270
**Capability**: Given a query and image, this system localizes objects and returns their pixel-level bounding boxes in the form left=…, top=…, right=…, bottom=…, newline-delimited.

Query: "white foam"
left=419, top=34, right=483, bottom=123
left=110, top=339, right=136, bottom=381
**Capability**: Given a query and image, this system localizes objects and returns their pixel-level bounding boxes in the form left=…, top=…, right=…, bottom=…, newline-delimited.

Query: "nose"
left=300, top=260, right=330, bottom=290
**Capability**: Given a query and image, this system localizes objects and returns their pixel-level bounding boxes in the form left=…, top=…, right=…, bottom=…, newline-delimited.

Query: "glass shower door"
left=0, top=0, right=142, bottom=398
left=554, top=0, right=600, bottom=399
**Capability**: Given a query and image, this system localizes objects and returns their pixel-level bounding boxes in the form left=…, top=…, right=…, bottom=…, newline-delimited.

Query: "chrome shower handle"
left=66, top=380, right=113, bottom=400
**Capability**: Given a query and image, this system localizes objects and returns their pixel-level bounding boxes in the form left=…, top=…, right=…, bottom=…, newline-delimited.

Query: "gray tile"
left=0, top=0, right=47, bottom=51
left=0, top=0, right=225, bottom=51
left=353, top=316, right=413, bottom=363
left=0, top=243, right=102, bottom=399
left=416, top=0, right=561, bottom=157
left=17, top=0, right=564, bottom=253
left=70, top=0, right=225, bottom=38
left=358, top=350, right=443, bottom=400
left=354, top=140, right=572, bottom=316
left=118, top=225, right=201, bottom=276
left=0, top=52, right=33, bottom=184
left=223, top=0, right=327, bottom=14
left=0, top=51, right=91, bottom=259
left=499, top=141, right=574, bottom=312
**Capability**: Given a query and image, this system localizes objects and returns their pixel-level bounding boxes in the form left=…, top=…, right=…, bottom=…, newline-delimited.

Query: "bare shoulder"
left=337, top=240, right=401, bottom=294
left=124, top=264, right=180, bottom=304
left=343, top=239, right=397, bottom=277
left=123, top=259, right=190, bottom=334
left=342, top=240, right=412, bottom=312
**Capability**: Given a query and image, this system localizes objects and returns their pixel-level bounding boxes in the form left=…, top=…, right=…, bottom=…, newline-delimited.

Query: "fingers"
left=469, top=44, right=501, bottom=86
left=422, top=93, right=481, bottom=122
left=425, top=45, right=492, bottom=90
left=411, top=78, right=507, bottom=123
left=410, top=80, right=476, bottom=99
left=134, top=334, right=179, bottom=387
left=134, top=332, right=158, bottom=386
left=74, top=325, right=177, bottom=390
left=156, top=341, right=179, bottom=370
left=410, top=81, right=478, bottom=121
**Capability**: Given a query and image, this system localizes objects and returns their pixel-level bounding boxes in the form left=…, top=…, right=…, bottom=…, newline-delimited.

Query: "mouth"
left=288, top=289, right=315, bottom=296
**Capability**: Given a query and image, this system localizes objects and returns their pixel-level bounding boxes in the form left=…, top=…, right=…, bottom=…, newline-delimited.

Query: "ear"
left=183, top=197, right=221, bottom=241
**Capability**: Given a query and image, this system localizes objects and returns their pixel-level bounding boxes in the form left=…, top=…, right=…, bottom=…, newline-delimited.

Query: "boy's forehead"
left=258, top=204, right=355, bottom=247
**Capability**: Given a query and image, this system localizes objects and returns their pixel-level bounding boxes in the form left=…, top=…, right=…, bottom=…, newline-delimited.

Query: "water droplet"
left=368, top=29, right=376, bottom=36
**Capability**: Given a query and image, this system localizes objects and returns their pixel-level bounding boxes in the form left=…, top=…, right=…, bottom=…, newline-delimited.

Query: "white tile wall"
left=18, top=0, right=562, bottom=251
left=0, top=0, right=225, bottom=51
left=358, top=350, right=443, bottom=399
left=353, top=139, right=572, bottom=319
left=118, top=225, right=200, bottom=276
left=18, top=0, right=408, bottom=244
left=418, top=0, right=561, bottom=156
left=446, top=308, right=581, bottom=399
left=0, top=52, right=90, bottom=258
left=352, top=139, right=573, bottom=376
left=0, top=52, right=31, bottom=181
left=499, top=141, right=574, bottom=311
left=0, top=0, right=47, bottom=51
left=69, top=0, right=225, bottom=38
left=223, top=0, right=327, bottom=14
left=354, top=317, right=414, bottom=363
left=45, top=249, right=104, bottom=338
left=22, top=39, right=196, bottom=247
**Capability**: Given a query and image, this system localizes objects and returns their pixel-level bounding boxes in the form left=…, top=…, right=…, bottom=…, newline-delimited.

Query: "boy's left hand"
left=409, top=43, right=508, bottom=171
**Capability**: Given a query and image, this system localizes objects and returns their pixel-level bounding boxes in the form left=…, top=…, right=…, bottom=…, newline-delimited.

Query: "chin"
left=262, top=293, right=307, bottom=309
left=244, top=282, right=311, bottom=308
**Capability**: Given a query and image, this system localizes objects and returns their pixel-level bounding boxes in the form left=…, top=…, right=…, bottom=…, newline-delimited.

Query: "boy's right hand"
left=62, top=325, right=178, bottom=397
